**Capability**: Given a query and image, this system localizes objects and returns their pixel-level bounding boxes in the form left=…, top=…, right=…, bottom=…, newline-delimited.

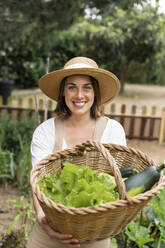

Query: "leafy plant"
left=7, top=196, right=36, bottom=240
left=120, top=185, right=165, bottom=247
left=0, top=149, right=15, bottom=181
left=144, top=185, right=165, bottom=247
left=38, top=161, right=119, bottom=208
left=125, top=220, right=153, bottom=248
left=0, top=113, right=37, bottom=194
left=0, top=230, right=26, bottom=248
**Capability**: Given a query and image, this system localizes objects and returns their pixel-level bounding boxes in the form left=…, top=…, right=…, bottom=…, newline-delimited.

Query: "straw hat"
left=39, top=57, right=120, bottom=105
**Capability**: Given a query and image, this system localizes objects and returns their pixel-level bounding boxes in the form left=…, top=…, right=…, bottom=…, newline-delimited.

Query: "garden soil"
left=0, top=84, right=165, bottom=240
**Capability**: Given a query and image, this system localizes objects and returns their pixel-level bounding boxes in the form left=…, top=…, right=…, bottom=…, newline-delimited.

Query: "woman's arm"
left=31, top=120, right=80, bottom=247
left=32, top=192, right=80, bottom=247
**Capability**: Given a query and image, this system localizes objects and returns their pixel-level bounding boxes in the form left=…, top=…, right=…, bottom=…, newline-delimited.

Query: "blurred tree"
left=0, top=0, right=147, bottom=40
left=66, top=4, right=165, bottom=92
left=0, top=0, right=165, bottom=90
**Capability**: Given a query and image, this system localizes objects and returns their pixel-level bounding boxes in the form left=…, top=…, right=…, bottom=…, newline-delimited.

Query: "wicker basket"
left=31, top=141, right=165, bottom=243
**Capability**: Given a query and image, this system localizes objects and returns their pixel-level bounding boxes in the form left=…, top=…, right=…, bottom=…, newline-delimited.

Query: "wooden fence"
left=1, top=95, right=165, bottom=117
left=0, top=105, right=165, bottom=143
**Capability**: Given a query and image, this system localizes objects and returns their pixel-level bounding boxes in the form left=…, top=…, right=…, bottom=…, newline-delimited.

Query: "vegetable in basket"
left=125, top=164, right=165, bottom=196
left=109, top=166, right=138, bottom=178
left=38, top=161, right=119, bottom=208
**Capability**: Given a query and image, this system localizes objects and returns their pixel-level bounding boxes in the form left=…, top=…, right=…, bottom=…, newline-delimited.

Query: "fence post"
left=151, top=106, right=156, bottom=117
left=159, top=110, right=165, bottom=144
left=99, top=105, right=105, bottom=115
left=110, top=103, right=115, bottom=114
left=17, top=98, right=23, bottom=108
left=28, top=98, right=34, bottom=109
left=44, top=57, right=50, bottom=121
left=142, top=105, right=147, bottom=116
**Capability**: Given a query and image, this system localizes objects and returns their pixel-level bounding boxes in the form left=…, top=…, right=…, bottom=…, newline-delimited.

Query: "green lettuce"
left=38, top=161, right=119, bottom=208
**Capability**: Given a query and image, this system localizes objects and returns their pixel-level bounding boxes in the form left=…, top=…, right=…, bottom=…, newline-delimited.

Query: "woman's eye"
left=84, top=86, right=92, bottom=90
left=68, top=86, right=76, bottom=90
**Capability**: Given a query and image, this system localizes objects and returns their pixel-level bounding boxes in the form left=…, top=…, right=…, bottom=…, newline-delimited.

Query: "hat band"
left=65, top=63, right=96, bottom=69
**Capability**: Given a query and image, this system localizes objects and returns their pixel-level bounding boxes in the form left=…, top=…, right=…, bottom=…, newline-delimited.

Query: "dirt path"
left=127, top=139, right=165, bottom=164
left=0, top=185, right=33, bottom=238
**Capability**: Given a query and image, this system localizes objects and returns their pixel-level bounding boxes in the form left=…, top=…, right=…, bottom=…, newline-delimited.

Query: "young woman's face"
left=64, top=75, right=95, bottom=117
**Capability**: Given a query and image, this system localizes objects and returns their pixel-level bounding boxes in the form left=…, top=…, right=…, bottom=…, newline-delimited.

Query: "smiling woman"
left=27, top=56, right=126, bottom=248
left=55, top=75, right=100, bottom=119
left=64, top=75, right=95, bottom=116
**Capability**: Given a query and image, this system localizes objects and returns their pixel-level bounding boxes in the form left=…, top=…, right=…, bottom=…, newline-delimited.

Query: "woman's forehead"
left=65, top=75, right=92, bottom=84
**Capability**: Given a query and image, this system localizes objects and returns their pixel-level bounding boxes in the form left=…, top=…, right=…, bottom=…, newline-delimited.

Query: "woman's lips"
left=73, top=101, right=86, bottom=107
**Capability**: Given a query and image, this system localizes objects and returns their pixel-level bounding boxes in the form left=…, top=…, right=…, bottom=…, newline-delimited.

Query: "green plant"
left=0, top=113, right=38, bottom=194
left=15, top=138, right=32, bottom=194
left=0, top=230, right=26, bottom=248
left=38, top=161, right=119, bottom=208
left=0, top=149, right=15, bottom=182
left=120, top=185, right=165, bottom=247
left=144, top=185, right=165, bottom=247
left=125, top=220, right=154, bottom=248
left=0, top=113, right=37, bottom=159
left=7, top=196, right=35, bottom=240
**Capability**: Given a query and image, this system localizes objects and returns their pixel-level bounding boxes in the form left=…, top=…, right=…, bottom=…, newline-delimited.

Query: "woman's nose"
left=76, top=88, right=83, bottom=98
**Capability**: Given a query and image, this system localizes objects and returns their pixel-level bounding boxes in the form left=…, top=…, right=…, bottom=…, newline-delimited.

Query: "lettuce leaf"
left=38, top=161, right=119, bottom=208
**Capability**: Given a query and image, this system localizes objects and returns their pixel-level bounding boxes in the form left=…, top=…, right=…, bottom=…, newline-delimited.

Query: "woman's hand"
left=37, top=210, right=80, bottom=247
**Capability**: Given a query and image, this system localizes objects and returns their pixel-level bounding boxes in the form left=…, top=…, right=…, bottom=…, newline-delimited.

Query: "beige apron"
left=27, top=117, right=110, bottom=248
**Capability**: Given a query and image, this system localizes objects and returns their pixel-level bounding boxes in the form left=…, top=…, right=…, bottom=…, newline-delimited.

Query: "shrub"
left=0, top=113, right=38, bottom=194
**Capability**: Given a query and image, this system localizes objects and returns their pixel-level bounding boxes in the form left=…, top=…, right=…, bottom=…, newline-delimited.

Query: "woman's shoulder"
left=105, top=116, right=124, bottom=130
left=33, top=117, right=55, bottom=136
left=102, top=116, right=126, bottom=146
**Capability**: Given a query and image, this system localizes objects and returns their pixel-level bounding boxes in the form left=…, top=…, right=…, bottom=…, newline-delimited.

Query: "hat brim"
left=38, top=68, right=120, bottom=105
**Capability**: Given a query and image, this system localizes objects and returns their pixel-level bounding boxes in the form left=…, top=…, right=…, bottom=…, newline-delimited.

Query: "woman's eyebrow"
left=65, top=82, right=76, bottom=85
left=66, top=82, right=92, bottom=86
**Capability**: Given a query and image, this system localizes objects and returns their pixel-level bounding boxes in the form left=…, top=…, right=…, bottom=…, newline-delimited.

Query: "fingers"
left=61, top=237, right=80, bottom=245
left=38, top=216, right=80, bottom=247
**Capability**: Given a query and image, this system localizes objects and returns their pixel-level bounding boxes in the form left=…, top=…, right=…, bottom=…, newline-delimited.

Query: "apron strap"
left=53, top=116, right=64, bottom=153
left=93, top=116, right=108, bottom=142
left=53, top=116, right=108, bottom=153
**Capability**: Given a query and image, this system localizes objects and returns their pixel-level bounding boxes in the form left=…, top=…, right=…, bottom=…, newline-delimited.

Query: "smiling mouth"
left=73, top=101, right=86, bottom=107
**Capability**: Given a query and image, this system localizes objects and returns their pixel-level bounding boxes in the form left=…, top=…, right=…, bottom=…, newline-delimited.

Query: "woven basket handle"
left=82, top=141, right=128, bottom=200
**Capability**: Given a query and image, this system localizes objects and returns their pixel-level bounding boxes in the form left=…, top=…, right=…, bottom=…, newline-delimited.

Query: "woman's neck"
left=65, top=114, right=94, bottom=127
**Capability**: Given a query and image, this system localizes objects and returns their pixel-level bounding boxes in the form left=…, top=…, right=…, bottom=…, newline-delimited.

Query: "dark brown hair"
left=54, top=75, right=101, bottom=119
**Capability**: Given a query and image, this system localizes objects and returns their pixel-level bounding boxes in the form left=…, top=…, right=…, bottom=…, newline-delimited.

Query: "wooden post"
left=34, top=95, right=41, bottom=124
left=110, top=103, right=115, bottom=114
left=151, top=106, right=156, bottom=117
left=159, top=110, right=165, bottom=144
left=17, top=98, right=23, bottom=108
left=39, top=99, right=44, bottom=109
left=99, top=105, right=105, bottom=115
left=121, top=104, right=126, bottom=115
left=48, top=100, right=53, bottom=111
left=7, top=97, right=12, bottom=107
left=142, top=105, right=147, bottom=116
left=131, top=105, right=137, bottom=115
left=28, top=98, right=33, bottom=109
left=44, top=57, right=50, bottom=121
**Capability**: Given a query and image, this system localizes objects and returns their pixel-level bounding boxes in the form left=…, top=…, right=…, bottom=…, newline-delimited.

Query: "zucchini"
left=110, top=166, right=138, bottom=178
left=125, top=164, right=165, bottom=196
left=119, top=166, right=138, bottom=178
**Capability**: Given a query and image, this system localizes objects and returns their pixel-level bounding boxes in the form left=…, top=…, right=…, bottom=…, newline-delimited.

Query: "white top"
left=31, top=117, right=126, bottom=167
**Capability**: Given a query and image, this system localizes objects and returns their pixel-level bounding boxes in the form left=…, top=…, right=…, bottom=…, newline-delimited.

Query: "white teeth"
left=74, top=102, right=85, bottom=106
